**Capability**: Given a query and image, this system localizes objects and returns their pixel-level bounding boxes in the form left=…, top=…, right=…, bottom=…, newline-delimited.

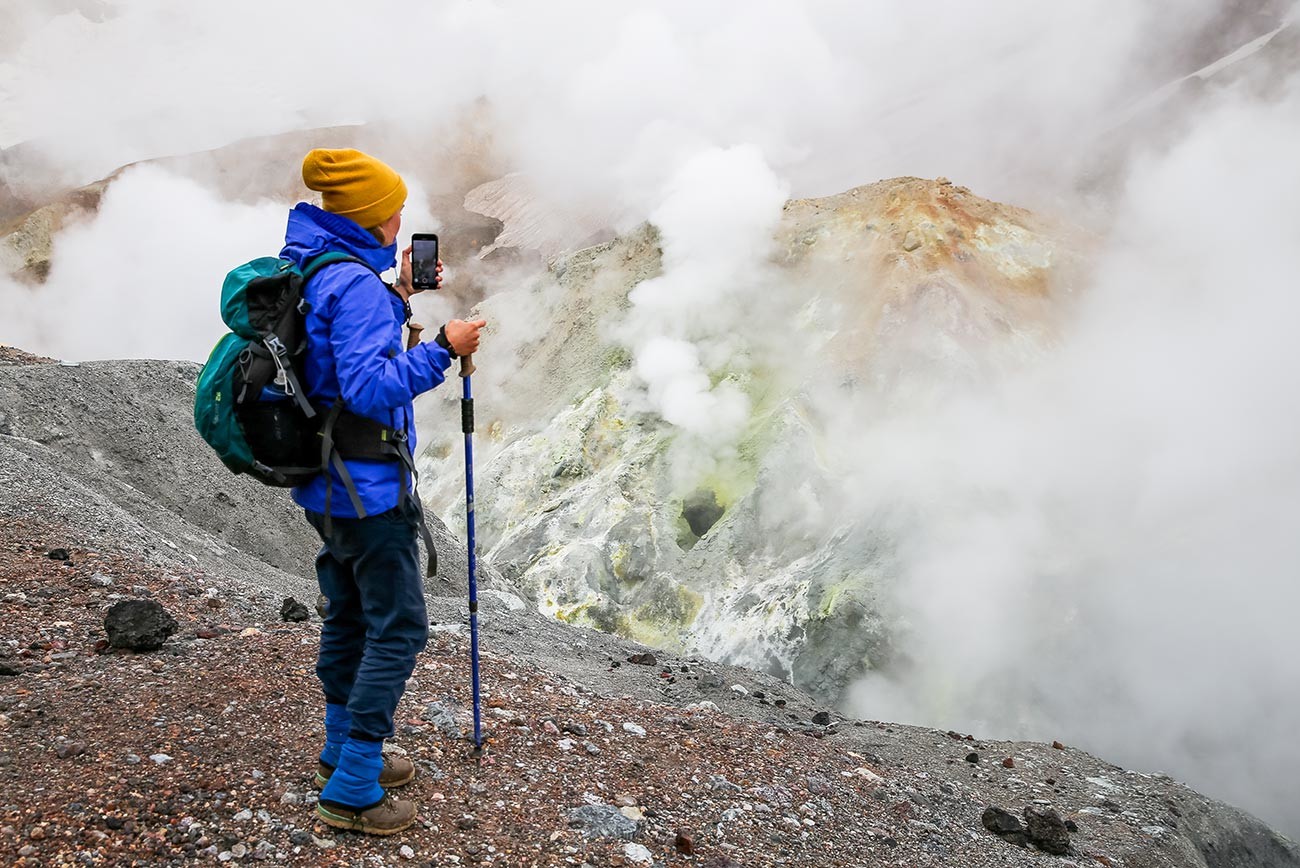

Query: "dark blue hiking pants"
left=306, top=499, right=428, bottom=741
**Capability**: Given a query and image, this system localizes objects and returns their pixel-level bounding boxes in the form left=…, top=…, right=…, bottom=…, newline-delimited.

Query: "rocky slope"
left=418, top=176, right=1091, bottom=702
left=1, top=350, right=1296, bottom=866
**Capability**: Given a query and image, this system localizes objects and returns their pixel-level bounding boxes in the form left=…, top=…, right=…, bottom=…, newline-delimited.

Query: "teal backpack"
left=194, top=252, right=360, bottom=486
left=194, top=250, right=440, bottom=576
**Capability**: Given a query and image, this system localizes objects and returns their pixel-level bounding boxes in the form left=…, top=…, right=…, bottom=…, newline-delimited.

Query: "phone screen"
left=411, top=235, right=439, bottom=289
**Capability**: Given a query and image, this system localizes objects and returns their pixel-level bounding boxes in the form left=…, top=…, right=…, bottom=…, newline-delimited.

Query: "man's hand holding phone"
left=398, top=245, right=442, bottom=300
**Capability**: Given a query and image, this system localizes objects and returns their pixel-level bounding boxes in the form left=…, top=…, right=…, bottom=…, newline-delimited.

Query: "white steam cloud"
left=0, top=165, right=284, bottom=360
left=841, top=83, right=1300, bottom=834
left=624, top=145, right=788, bottom=441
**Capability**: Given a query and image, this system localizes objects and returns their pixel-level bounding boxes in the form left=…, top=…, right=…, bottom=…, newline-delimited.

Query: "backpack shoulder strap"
left=300, top=251, right=380, bottom=282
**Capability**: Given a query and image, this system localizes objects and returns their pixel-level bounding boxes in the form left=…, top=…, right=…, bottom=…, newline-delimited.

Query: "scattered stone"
left=399, top=844, right=415, bottom=859
left=149, top=753, right=174, bottom=765
left=567, top=805, right=639, bottom=841
left=806, top=774, right=833, bottom=795
left=965, top=752, right=980, bottom=764
left=280, top=597, right=311, bottom=622
left=1052, top=740, right=1066, bottom=750
left=104, top=599, right=178, bottom=651
left=238, top=627, right=262, bottom=638
left=583, top=741, right=601, bottom=756
left=233, top=809, right=253, bottom=822
left=623, top=842, right=653, bottom=864
left=1002, top=757, right=1016, bottom=768
left=47, top=548, right=70, bottom=561
left=627, top=652, right=657, bottom=666
left=456, top=815, right=478, bottom=831
left=55, top=741, right=86, bottom=759
left=709, top=775, right=742, bottom=794
left=1024, top=806, right=1071, bottom=855
left=613, top=794, right=638, bottom=807
left=230, top=843, right=248, bottom=858
left=811, top=711, right=832, bottom=726
left=902, top=230, right=923, bottom=251
left=89, top=572, right=114, bottom=587
left=675, top=829, right=696, bottom=855
left=0, top=662, right=20, bottom=677
left=729, top=684, right=748, bottom=696
left=982, top=806, right=1029, bottom=847
left=422, top=700, right=464, bottom=739
left=622, top=722, right=646, bottom=737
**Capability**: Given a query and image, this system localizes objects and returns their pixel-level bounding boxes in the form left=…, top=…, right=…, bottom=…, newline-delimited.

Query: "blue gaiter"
left=318, top=737, right=384, bottom=809
left=320, top=703, right=351, bottom=767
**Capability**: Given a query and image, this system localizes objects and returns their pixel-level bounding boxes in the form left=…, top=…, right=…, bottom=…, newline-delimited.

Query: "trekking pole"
left=459, top=353, right=484, bottom=756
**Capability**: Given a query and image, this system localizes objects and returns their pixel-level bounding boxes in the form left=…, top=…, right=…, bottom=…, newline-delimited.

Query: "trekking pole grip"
left=406, top=321, right=425, bottom=350
left=460, top=354, right=476, bottom=378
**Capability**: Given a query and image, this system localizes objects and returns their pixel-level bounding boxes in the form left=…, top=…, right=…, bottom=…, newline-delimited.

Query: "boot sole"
left=314, top=768, right=415, bottom=789
left=315, top=802, right=417, bottom=836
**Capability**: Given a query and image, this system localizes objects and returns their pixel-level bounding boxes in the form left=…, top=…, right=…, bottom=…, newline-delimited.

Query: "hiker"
left=284, top=148, right=484, bottom=834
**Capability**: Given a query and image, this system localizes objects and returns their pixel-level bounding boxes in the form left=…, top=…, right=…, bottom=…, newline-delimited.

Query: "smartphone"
left=410, top=233, right=440, bottom=290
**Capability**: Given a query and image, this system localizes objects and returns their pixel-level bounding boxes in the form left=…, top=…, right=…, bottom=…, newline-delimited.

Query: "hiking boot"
left=316, top=791, right=417, bottom=835
left=315, top=753, right=415, bottom=789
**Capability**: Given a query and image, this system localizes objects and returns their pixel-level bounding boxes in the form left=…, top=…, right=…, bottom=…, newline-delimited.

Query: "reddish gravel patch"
left=0, top=517, right=916, bottom=867
left=0, top=346, right=55, bottom=366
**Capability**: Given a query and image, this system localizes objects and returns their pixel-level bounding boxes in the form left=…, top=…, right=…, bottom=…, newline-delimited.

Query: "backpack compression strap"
left=315, top=400, right=438, bottom=578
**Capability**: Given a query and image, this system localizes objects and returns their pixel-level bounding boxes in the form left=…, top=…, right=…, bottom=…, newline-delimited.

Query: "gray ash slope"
left=1, top=348, right=1296, bottom=868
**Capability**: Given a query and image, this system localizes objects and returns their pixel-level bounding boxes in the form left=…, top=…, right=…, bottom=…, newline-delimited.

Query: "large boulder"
left=104, top=599, right=178, bottom=651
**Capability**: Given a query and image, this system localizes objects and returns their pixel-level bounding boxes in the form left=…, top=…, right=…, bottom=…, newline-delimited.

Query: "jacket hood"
left=280, top=202, right=397, bottom=274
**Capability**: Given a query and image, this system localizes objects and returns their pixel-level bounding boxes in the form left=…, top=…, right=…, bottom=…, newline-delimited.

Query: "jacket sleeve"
left=326, top=269, right=453, bottom=419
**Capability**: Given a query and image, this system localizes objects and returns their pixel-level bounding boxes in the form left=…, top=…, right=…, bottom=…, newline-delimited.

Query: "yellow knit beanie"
left=301, top=148, right=408, bottom=229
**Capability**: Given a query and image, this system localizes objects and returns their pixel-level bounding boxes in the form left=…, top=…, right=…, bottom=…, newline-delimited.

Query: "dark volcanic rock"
left=982, top=806, right=1029, bottom=847
left=1024, top=806, right=1071, bottom=855
left=104, top=600, right=178, bottom=651
left=279, top=597, right=310, bottom=622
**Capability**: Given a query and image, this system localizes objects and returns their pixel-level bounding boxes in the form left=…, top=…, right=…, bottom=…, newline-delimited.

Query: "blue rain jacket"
left=280, top=203, right=452, bottom=517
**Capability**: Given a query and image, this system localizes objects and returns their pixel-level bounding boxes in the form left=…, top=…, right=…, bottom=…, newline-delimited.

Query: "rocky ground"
left=1, top=352, right=1297, bottom=867
left=3, top=519, right=1297, bottom=868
